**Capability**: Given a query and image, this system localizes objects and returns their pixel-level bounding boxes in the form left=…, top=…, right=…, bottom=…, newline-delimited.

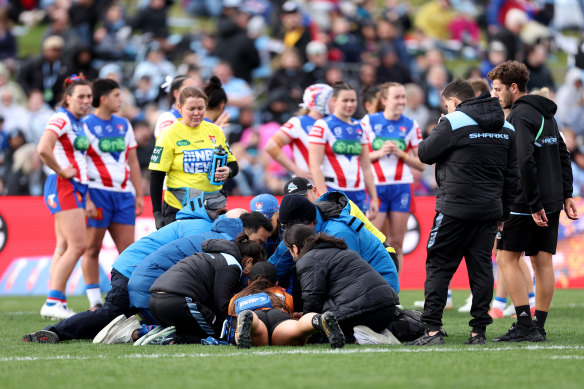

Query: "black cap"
left=284, top=177, right=313, bottom=196
left=279, top=194, right=316, bottom=228
left=249, top=262, right=277, bottom=284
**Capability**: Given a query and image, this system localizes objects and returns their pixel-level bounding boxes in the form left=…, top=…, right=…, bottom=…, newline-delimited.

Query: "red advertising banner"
left=1, top=196, right=583, bottom=295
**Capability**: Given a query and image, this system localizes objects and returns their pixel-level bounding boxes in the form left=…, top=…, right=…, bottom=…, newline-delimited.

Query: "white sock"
left=446, top=289, right=452, bottom=304
left=528, top=292, right=536, bottom=308
left=492, top=297, right=507, bottom=311
left=86, top=287, right=103, bottom=308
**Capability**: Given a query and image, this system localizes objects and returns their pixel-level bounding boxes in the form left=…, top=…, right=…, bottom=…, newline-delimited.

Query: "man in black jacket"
left=489, top=61, right=578, bottom=342
left=407, top=79, right=519, bottom=346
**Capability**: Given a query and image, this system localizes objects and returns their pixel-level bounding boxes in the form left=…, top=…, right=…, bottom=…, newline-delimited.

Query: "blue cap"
left=250, top=194, right=279, bottom=220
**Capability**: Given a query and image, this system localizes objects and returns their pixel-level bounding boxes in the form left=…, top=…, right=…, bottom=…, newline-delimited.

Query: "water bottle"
left=208, top=145, right=228, bottom=185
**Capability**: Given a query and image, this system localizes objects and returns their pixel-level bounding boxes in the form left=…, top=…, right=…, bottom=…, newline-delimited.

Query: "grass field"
left=1, top=290, right=583, bottom=389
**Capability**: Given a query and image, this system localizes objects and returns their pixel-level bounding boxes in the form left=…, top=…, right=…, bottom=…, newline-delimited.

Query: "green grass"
left=1, top=290, right=583, bottom=389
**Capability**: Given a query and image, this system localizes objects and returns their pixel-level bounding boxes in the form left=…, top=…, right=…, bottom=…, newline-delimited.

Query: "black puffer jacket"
left=507, top=95, right=573, bottom=214
left=418, top=94, right=519, bottom=221
left=296, top=241, right=399, bottom=322
left=150, top=239, right=243, bottom=322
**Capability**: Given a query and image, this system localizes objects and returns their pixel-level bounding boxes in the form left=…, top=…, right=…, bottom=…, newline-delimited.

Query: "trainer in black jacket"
left=408, top=79, right=519, bottom=346
left=149, top=238, right=258, bottom=344
left=488, top=60, right=578, bottom=343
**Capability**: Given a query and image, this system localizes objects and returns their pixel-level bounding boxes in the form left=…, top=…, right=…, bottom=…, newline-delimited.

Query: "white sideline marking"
left=3, top=345, right=584, bottom=362
left=550, top=355, right=584, bottom=360
left=2, top=311, right=37, bottom=316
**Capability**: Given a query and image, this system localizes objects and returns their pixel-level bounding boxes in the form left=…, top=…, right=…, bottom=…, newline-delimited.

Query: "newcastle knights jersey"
left=279, top=115, right=316, bottom=172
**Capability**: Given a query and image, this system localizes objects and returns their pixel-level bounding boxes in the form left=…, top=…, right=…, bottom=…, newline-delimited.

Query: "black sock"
left=515, top=305, right=533, bottom=328
left=534, top=310, right=548, bottom=329
left=311, top=314, right=322, bottom=331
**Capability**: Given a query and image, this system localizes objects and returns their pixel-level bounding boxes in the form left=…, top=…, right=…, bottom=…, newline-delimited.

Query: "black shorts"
left=497, top=212, right=560, bottom=256
left=255, top=309, right=291, bottom=344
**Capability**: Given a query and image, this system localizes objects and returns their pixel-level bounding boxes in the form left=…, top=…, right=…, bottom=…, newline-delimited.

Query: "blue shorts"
left=328, top=187, right=366, bottom=211
left=87, top=188, right=136, bottom=228
left=377, top=184, right=412, bottom=214
left=44, top=174, right=87, bottom=214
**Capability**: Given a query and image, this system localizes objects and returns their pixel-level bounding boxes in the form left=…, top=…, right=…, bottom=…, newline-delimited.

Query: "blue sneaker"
left=141, top=326, right=176, bottom=345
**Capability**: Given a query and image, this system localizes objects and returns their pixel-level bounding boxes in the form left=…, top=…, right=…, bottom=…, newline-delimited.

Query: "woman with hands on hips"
left=37, top=74, right=93, bottom=321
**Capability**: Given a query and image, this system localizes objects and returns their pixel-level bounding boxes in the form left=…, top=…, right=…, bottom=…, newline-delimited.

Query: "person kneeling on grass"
left=141, top=235, right=265, bottom=345
left=283, top=225, right=400, bottom=345
left=226, top=262, right=345, bottom=349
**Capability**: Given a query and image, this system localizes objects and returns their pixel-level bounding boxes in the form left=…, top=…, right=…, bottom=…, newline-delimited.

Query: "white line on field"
left=550, top=355, right=584, bottom=360
left=1, top=311, right=38, bottom=315
left=3, top=345, right=584, bottom=362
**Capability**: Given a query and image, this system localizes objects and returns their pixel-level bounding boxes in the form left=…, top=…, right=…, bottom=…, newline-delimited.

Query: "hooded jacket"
left=418, top=94, right=519, bottom=221
left=150, top=239, right=244, bottom=323
left=296, top=241, right=399, bottom=322
left=128, top=216, right=244, bottom=309
left=507, top=95, right=573, bottom=214
left=268, top=192, right=400, bottom=293
left=112, top=194, right=214, bottom=278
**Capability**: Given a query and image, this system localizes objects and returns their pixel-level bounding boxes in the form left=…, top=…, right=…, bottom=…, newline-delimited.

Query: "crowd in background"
left=1, top=0, right=584, bottom=198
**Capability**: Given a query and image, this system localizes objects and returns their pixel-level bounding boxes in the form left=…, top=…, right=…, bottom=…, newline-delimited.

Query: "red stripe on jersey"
left=121, top=151, right=130, bottom=190
left=87, top=145, right=114, bottom=187
left=394, top=145, right=413, bottom=182
left=355, top=159, right=361, bottom=188
left=59, top=134, right=81, bottom=181
left=369, top=143, right=386, bottom=183
left=293, top=138, right=309, bottom=166
left=324, top=143, right=346, bottom=188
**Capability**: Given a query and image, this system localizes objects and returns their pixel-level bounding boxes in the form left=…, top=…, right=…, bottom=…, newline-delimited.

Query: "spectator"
left=25, top=90, right=55, bottom=145
left=303, top=40, right=328, bottom=85
left=185, top=0, right=223, bottom=18
left=480, top=41, right=508, bottom=79
left=68, top=0, right=99, bottom=46
left=17, top=35, right=69, bottom=107
left=190, top=32, right=221, bottom=81
left=376, top=18, right=410, bottom=67
left=422, top=64, right=449, bottom=118
left=0, top=62, right=26, bottom=106
left=329, top=15, right=362, bottom=64
left=267, top=48, right=310, bottom=112
left=556, top=68, right=583, bottom=128
left=358, top=62, right=377, bottom=93
left=279, top=1, right=312, bottom=62
left=42, top=5, right=82, bottom=59
left=4, top=143, right=45, bottom=196
left=414, top=0, right=456, bottom=41
left=0, top=88, right=28, bottom=136
left=129, top=0, right=170, bottom=43
left=404, top=83, right=431, bottom=132
left=0, top=8, right=17, bottom=62
left=376, top=44, right=412, bottom=84
left=66, top=46, right=98, bottom=81
left=489, top=8, right=528, bottom=62
left=93, top=3, right=134, bottom=61
left=525, top=43, right=555, bottom=91
left=359, top=19, right=379, bottom=66
left=215, top=6, right=260, bottom=83
left=214, top=61, right=254, bottom=122
left=131, top=43, right=176, bottom=107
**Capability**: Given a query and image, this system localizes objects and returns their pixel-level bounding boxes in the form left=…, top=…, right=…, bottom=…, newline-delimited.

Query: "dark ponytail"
left=204, top=75, right=228, bottom=111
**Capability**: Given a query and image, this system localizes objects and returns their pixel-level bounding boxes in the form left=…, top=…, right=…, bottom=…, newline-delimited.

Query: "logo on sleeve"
left=151, top=146, right=163, bottom=163
left=48, top=118, right=67, bottom=130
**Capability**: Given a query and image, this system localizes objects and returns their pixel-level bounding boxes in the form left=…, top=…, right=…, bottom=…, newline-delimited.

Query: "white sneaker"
left=134, top=325, right=162, bottom=346
left=93, top=314, right=127, bottom=344
left=503, top=304, right=516, bottom=317
left=413, top=300, right=425, bottom=309
left=457, top=295, right=473, bottom=313
left=40, top=302, right=76, bottom=321
left=102, top=315, right=141, bottom=344
left=353, top=325, right=401, bottom=345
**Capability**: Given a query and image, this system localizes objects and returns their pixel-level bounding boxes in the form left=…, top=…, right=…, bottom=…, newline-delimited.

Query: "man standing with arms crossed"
left=489, top=61, right=578, bottom=342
